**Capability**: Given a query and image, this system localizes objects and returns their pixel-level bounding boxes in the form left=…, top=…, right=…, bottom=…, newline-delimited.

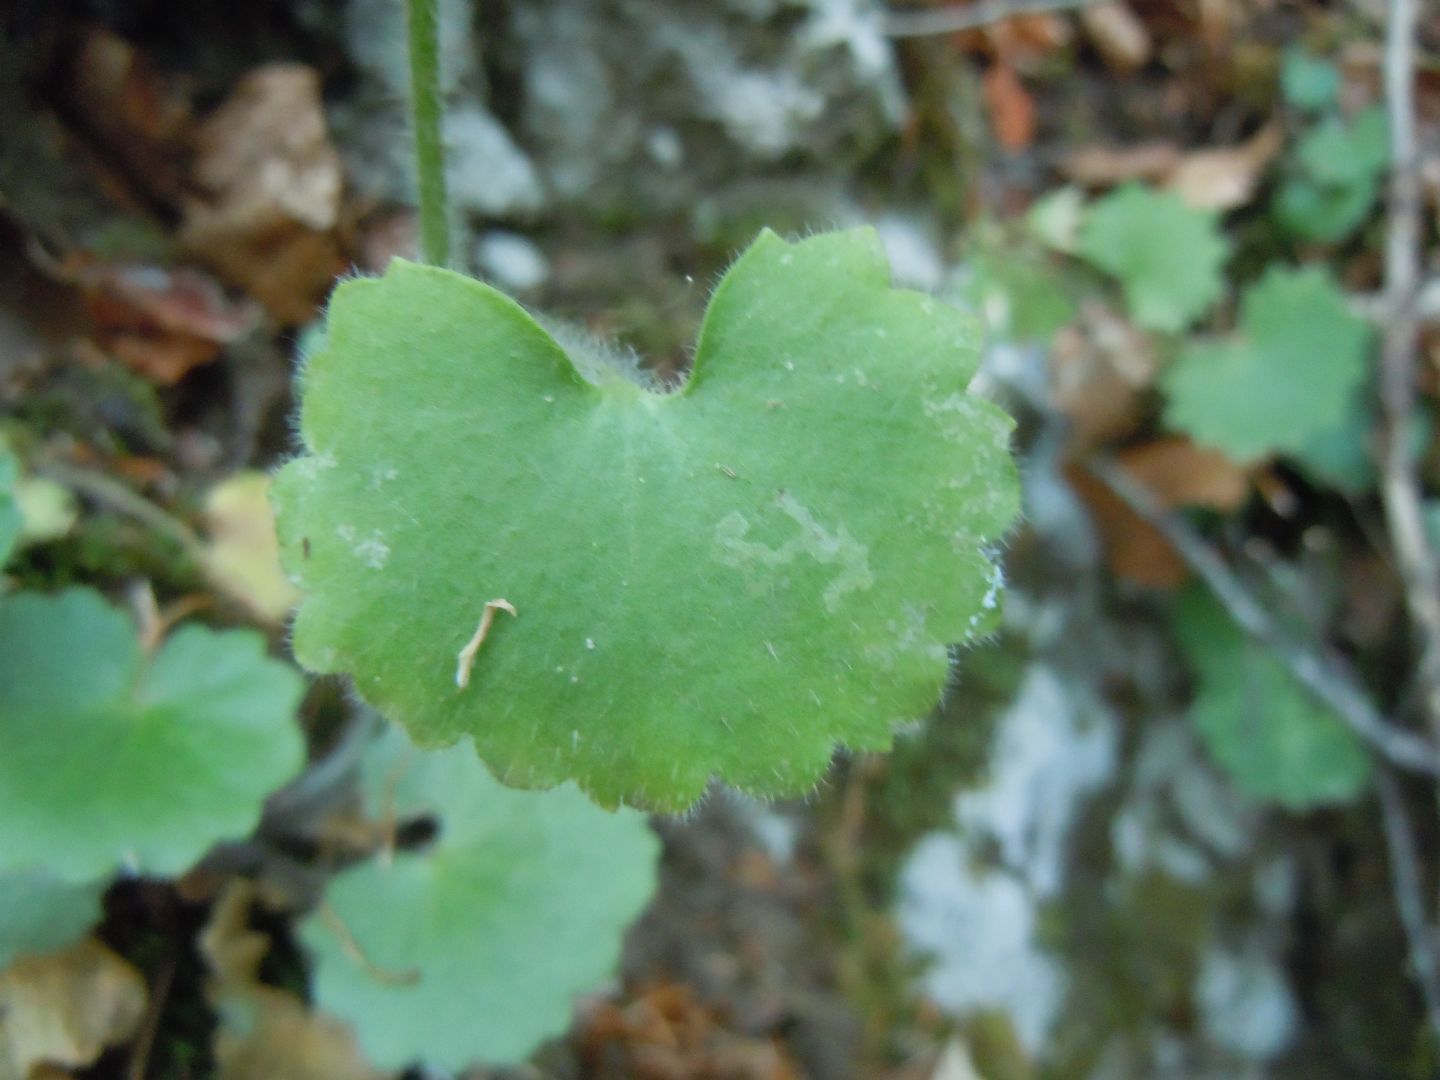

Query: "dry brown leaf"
left=201, top=884, right=392, bottom=1080
left=1067, top=466, right=1187, bottom=589
left=1062, top=142, right=1179, bottom=186
left=1165, top=125, right=1283, bottom=211
left=1078, top=2, right=1151, bottom=74
left=1049, top=302, right=1156, bottom=448
left=578, top=983, right=803, bottom=1080
left=1116, top=438, right=1251, bottom=511
left=0, top=939, right=147, bottom=1080
left=63, top=258, right=258, bottom=384
left=202, top=471, right=299, bottom=624
left=182, top=64, right=345, bottom=325
left=41, top=29, right=192, bottom=210
left=982, top=61, right=1036, bottom=152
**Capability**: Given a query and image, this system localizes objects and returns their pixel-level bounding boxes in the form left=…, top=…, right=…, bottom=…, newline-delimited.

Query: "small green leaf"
left=1297, top=107, right=1388, bottom=187
left=0, top=448, right=21, bottom=566
left=303, top=723, right=658, bottom=1072
left=1077, top=185, right=1229, bottom=333
left=959, top=242, right=1075, bottom=342
left=1273, top=172, right=1378, bottom=244
left=0, top=588, right=306, bottom=881
left=1162, top=266, right=1372, bottom=462
left=0, top=870, right=108, bottom=968
left=273, top=229, right=1018, bottom=810
left=1174, top=590, right=1370, bottom=810
left=1280, top=48, right=1340, bottom=113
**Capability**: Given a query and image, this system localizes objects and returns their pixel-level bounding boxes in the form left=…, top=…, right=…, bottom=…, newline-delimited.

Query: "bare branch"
left=1086, top=457, right=1439, bottom=777
left=1375, top=0, right=1440, bottom=739
left=1376, top=769, right=1440, bottom=1038
left=883, top=0, right=1104, bottom=39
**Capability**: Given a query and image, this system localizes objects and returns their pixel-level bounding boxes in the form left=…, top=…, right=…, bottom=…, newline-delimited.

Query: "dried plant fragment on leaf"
left=0, top=588, right=305, bottom=881
left=302, top=724, right=659, bottom=1072
left=273, top=228, right=1019, bottom=810
left=1162, top=266, right=1372, bottom=463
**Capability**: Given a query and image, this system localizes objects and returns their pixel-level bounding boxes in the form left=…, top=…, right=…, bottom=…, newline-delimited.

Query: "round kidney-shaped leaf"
left=303, top=723, right=659, bottom=1071
left=0, top=870, right=109, bottom=968
left=273, top=228, right=1019, bottom=809
left=0, top=589, right=306, bottom=880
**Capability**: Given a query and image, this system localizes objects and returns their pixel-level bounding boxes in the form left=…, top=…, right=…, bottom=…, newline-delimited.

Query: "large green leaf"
left=303, top=723, right=658, bottom=1071
left=1077, top=185, right=1229, bottom=333
left=0, top=870, right=108, bottom=968
left=272, top=228, right=1018, bottom=810
left=1174, top=590, right=1371, bottom=810
left=0, top=589, right=306, bottom=880
left=1162, top=266, right=1372, bottom=462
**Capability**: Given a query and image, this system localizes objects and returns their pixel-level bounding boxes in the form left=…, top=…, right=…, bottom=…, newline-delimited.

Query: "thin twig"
left=1376, top=768, right=1440, bottom=1038
left=1087, top=458, right=1439, bottom=776
left=127, top=947, right=178, bottom=1080
left=883, top=0, right=1105, bottom=39
left=1376, top=0, right=1440, bottom=741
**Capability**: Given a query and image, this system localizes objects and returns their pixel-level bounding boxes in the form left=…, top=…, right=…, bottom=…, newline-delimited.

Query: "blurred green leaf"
left=0, top=871, right=108, bottom=968
left=0, top=448, right=20, bottom=567
left=0, top=588, right=306, bottom=881
left=1297, top=107, right=1388, bottom=187
left=1273, top=172, right=1379, bottom=244
left=1163, top=266, right=1372, bottom=462
left=1280, top=48, right=1340, bottom=113
left=1078, top=185, right=1229, bottom=333
left=1174, top=590, right=1371, bottom=810
left=303, top=723, right=659, bottom=1072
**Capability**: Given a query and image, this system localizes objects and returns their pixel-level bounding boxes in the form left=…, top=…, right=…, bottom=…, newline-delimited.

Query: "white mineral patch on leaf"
left=714, top=495, right=873, bottom=612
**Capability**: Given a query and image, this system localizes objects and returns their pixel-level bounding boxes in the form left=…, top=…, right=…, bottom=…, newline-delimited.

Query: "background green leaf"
left=0, top=589, right=306, bottom=881
left=0, top=448, right=21, bottom=567
left=1280, top=48, right=1340, bottom=113
left=303, top=723, right=659, bottom=1072
left=1173, top=590, right=1371, bottom=810
left=1077, top=185, right=1229, bottom=333
left=0, top=870, right=108, bottom=968
left=1162, top=265, right=1372, bottom=462
left=273, top=228, right=1018, bottom=810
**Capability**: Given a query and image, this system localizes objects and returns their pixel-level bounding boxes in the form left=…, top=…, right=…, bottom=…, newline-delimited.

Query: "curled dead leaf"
left=181, top=64, right=346, bottom=326
left=0, top=938, right=147, bottom=1080
left=202, top=471, right=299, bottom=624
left=201, top=884, right=392, bottom=1080
left=1165, top=125, right=1283, bottom=211
left=1049, top=301, right=1157, bottom=448
left=982, top=61, right=1036, bottom=152
left=1078, top=2, right=1152, bottom=74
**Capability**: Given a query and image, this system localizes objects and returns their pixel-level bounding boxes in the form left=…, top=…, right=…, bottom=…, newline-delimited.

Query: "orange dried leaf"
left=982, top=62, right=1036, bottom=151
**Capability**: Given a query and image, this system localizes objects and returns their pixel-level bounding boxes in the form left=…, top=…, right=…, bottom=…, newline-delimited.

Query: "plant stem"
left=406, top=0, right=451, bottom=268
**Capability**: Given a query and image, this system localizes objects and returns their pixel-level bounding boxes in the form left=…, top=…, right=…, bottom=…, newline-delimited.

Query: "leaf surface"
left=0, top=871, right=108, bottom=968
left=1162, top=266, right=1371, bottom=462
left=273, top=228, right=1018, bottom=809
left=302, top=724, right=658, bottom=1071
left=0, top=588, right=305, bottom=880
left=1077, top=185, right=1229, bottom=333
left=1174, top=590, right=1370, bottom=810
